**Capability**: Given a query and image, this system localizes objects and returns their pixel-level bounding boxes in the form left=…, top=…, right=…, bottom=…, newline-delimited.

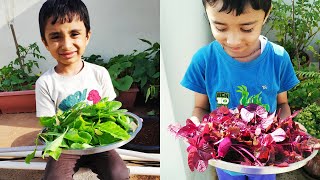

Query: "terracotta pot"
left=303, top=153, right=320, bottom=179
left=115, top=87, right=139, bottom=109
left=0, top=90, right=36, bottom=114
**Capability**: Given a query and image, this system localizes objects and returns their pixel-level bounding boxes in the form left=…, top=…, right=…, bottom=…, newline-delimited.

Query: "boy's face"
left=42, top=16, right=91, bottom=66
left=206, top=1, right=269, bottom=58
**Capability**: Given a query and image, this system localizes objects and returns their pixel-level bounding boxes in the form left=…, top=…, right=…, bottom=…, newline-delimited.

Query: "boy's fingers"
left=295, top=122, right=307, bottom=132
left=189, top=116, right=200, bottom=126
left=307, top=138, right=320, bottom=149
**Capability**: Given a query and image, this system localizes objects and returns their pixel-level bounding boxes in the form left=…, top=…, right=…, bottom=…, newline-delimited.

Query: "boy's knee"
left=109, top=166, right=130, bottom=180
left=97, top=166, right=129, bottom=180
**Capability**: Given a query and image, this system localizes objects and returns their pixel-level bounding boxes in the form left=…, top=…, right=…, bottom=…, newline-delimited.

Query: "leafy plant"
left=294, top=103, right=320, bottom=139
left=105, top=54, right=135, bottom=92
left=0, top=42, right=45, bottom=91
left=169, top=86, right=318, bottom=172
left=308, top=40, right=320, bottom=70
left=131, top=39, right=160, bottom=103
left=25, top=98, right=135, bottom=163
left=83, top=39, right=160, bottom=104
left=82, top=54, right=104, bottom=66
left=288, top=70, right=320, bottom=111
left=264, top=0, right=320, bottom=68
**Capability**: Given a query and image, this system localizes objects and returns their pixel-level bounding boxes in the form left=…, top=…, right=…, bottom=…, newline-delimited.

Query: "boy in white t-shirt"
left=36, top=0, right=129, bottom=179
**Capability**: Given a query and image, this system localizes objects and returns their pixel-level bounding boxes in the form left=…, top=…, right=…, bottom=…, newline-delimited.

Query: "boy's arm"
left=190, top=92, right=210, bottom=125
left=277, top=91, right=307, bottom=131
left=276, top=91, right=291, bottom=119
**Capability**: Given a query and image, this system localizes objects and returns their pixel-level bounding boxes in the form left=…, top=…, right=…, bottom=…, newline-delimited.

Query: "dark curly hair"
left=39, top=0, right=90, bottom=42
left=202, top=0, right=271, bottom=17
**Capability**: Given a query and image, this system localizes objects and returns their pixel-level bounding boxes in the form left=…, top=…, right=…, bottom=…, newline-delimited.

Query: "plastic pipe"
left=0, top=151, right=158, bottom=162
left=0, top=148, right=160, bottom=161
left=0, top=161, right=160, bottom=175
left=115, top=149, right=160, bottom=161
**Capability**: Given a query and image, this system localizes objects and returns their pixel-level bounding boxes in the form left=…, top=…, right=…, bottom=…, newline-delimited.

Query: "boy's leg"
left=85, top=150, right=130, bottom=180
left=43, top=154, right=81, bottom=180
left=216, top=168, right=246, bottom=180
left=247, top=174, right=276, bottom=180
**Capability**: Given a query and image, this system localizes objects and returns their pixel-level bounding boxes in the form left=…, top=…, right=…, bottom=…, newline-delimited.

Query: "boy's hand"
left=189, top=116, right=200, bottom=126
left=307, top=138, right=320, bottom=149
left=295, top=121, right=307, bottom=132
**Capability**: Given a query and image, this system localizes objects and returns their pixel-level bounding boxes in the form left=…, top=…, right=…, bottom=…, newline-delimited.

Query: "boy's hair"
left=39, top=0, right=90, bottom=42
left=202, top=0, right=271, bottom=17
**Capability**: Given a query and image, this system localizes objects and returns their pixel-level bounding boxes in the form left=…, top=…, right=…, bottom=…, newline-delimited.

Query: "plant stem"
left=291, top=0, right=300, bottom=70
left=9, top=23, right=24, bottom=71
left=238, top=146, right=263, bottom=166
left=230, top=145, right=253, bottom=165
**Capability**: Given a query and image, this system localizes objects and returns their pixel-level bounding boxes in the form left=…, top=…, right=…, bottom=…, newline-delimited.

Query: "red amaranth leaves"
left=168, top=104, right=317, bottom=172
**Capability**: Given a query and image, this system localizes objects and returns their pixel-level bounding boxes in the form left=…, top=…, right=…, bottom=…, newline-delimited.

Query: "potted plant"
left=0, top=42, right=45, bottom=113
left=106, top=53, right=140, bottom=109
left=83, top=39, right=161, bottom=153
left=121, top=39, right=160, bottom=153
left=83, top=53, right=139, bottom=108
left=131, top=39, right=160, bottom=115
left=264, top=0, right=320, bottom=69
left=293, top=103, right=320, bottom=179
left=83, top=39, right=160, bottom=111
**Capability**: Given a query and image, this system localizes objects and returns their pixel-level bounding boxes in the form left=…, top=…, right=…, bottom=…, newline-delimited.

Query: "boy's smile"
left=43, top=16, right=91, bottom=75
left=206, top=1, right=269, bottom=61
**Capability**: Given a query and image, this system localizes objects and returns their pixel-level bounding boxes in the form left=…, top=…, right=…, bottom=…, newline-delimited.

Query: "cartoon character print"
left=59, top=89, right=101, bottom=111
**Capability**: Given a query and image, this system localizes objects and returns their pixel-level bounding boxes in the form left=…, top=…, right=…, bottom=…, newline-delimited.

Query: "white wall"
left=0, top=0, right=160, bottom=74
left=160, top=0, right=216, bottom=179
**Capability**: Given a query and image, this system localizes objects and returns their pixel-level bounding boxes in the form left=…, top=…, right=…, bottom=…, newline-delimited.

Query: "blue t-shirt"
left=181, top=40, right=299, bottom=113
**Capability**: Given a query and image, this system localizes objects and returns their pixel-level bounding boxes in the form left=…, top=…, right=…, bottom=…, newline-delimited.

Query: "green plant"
left=0, top=42, right=45, bottom=91
left=84, top=39, right=160, bottom=103
left=265, top=0, right=320, bottom=68
left=106, top=54, right=135, bottom=92
left=25, top=98, right=134, bottom=163
left=131, top=39, right=160, bottom=103
left=294, top=103, right=320, bottom=139
left=82, top=54, right=105, bottom=66
left=288, top=70, right=320, bottom=111
left=308, top=40, right=320, bottom=71
left=83, top=53, right=135, bottom=92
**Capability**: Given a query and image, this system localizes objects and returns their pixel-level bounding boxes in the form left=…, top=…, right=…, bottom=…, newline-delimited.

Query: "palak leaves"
left=25, top=98, right=133, bottom=164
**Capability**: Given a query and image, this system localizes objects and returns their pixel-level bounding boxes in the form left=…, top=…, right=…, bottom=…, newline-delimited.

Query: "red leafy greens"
left=168, top=86, right=319, bottom=172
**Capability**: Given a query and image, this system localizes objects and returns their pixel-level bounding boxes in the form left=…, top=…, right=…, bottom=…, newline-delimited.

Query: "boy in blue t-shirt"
left=181, top=0, right=304, bottom=179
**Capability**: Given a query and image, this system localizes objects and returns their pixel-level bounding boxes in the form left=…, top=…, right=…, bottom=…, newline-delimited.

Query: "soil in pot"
left=121, top=115, right=160, bottom=153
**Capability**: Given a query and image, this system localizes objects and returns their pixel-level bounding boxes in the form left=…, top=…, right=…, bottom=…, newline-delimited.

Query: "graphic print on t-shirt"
left=87, top=89, right=101, bottom=104
left=59, top=89, right=101, bottom=111
left=216, top=92, right=230, bottom=107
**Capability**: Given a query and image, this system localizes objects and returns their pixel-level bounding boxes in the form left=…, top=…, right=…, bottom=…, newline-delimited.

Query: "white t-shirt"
left=35, top=61, right=116, bottom=117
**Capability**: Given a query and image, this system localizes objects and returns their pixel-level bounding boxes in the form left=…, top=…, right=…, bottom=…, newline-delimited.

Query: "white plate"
left=209, top=150, right=319, bottom=174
